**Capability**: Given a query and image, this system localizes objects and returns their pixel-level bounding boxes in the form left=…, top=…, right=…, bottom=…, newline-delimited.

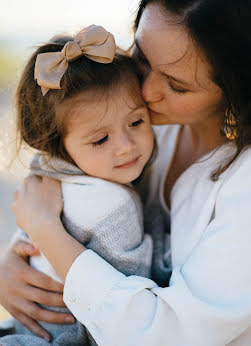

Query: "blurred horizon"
left=1, top=0, right=139, bottom=54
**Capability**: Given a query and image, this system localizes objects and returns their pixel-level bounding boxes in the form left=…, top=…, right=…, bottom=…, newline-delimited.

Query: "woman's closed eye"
left=130, top=119, right=144, bottom=127
left=167, top=80, right=189, bottom=94
left=92, top=135, right=108, bottom=147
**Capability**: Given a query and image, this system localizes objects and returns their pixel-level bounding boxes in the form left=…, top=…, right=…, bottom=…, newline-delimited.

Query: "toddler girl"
left=1, top=25, right=155, bottom=345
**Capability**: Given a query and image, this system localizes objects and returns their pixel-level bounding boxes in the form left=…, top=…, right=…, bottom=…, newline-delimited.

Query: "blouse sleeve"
left=63, top=153, right=251, bottom=346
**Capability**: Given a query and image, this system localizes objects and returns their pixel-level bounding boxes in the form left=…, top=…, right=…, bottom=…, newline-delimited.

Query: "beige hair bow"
left=34, top=25, right=116, bottom=95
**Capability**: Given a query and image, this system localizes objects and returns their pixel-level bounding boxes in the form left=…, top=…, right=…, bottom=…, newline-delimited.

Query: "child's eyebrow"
left=82, top=105, right=147, bottom=139
left=127, top=105, right=146, bottom=114
left=81, top=126, right=108, bottom=139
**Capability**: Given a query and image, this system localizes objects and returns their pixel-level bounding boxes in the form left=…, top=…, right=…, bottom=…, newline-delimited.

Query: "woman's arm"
left=12, top=175, right=87, bottom=282
left=27, top=217, right=86, bottom=282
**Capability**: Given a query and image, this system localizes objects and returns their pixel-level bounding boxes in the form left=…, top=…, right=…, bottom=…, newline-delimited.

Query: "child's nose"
left=115, top=133, right=135, bottom=156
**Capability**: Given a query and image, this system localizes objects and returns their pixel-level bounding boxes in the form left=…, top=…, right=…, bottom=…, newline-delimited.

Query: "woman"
left=1, top=0, right=251, bottom=344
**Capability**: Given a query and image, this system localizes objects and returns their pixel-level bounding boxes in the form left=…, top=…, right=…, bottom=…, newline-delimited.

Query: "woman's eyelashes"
left=92, top=135, right=108, bottom=147
left=167, top=80, right=189, bottom=94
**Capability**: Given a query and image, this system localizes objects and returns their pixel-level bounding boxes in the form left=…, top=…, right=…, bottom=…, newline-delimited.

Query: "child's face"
left=61, top=84, right=154, bottom=184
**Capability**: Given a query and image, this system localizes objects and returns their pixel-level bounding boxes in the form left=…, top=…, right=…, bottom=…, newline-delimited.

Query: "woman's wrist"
left=27, top=215, right=62, bottom=246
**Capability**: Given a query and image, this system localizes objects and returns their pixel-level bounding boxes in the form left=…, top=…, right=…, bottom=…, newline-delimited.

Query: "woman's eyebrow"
left=135, top=39, right=192, bottom=88
left=164, top=74, right=193, bottom=88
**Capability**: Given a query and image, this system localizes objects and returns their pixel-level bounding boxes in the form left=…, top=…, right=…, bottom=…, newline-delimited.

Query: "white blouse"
left=63, top=125, right=251, bottom=346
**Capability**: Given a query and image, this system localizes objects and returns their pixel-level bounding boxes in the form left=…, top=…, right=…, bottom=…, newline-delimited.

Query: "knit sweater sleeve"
left=63, top=151, right=251, bottom=346
left=61, top=180, right=153, bottom=278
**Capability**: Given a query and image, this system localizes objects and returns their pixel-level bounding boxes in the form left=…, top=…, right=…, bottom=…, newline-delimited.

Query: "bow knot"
left=34, top=25, right=116, bottom=95
left=62, top=41, right=83, bottom=62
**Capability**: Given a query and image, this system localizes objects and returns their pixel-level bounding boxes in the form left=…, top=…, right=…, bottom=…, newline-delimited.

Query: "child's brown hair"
left=16, top=33, right=142, bottom=164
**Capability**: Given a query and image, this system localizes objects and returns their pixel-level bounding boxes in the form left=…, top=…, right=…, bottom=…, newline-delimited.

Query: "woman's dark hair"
left=16, top=34, right=142, bottom=164
left=135, top=0, right=251, bottom=179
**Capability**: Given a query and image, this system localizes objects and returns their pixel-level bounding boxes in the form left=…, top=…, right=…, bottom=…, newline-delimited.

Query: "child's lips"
left=115, top=156, right=140, bottom=169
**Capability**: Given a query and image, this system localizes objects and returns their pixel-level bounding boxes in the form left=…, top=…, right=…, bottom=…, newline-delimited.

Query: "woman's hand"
left=12, top=175, right=63, bottom=243
left=12, top=173, right=86, bottom=282
left=0, top=241, right=75, bottom=342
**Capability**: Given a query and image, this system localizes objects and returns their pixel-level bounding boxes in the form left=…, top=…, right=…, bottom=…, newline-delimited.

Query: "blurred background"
left=0, top=0, right=140, bottom=320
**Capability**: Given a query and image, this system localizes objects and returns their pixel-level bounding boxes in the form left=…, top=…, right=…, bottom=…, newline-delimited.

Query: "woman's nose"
left=115, top=133, right=135, bottom=157
left=141, top=71, right=164, bottom=104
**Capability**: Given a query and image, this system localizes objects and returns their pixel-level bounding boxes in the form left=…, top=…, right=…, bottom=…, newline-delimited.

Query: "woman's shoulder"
left=220, top=144, right=251, bottom=184
left=216, top=145, right=251, bottom=215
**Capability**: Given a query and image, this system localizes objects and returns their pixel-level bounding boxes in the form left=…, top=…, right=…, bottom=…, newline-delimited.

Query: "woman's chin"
left=148, top=110, right=169, bottom=125
left=150, top=117, right=169, bottom=125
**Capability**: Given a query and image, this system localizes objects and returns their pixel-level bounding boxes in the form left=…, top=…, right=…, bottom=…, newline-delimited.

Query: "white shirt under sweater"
left=63, top=124, right=251, bottom=346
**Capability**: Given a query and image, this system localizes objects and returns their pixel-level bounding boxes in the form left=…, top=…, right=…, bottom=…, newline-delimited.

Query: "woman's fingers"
left=10, top=306, right=52, bottom=342
left=17, top=283, right=65, bottom=307
left=12, top=175, right=63, bottom=232
left=0, top=246, right=74, bottom=332
left=17, top=299, right=75, bottom=325
left=13, top=240, right=40, bottom=258
left=22, top=265, right=64, bottom=293
left=6, top=250, right=63, bottom=294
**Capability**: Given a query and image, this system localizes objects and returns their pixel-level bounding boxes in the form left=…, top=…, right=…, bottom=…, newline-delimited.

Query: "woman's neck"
left=164, top=118, right=228, bottom=209
left=184, top=117, right=228, bottom=161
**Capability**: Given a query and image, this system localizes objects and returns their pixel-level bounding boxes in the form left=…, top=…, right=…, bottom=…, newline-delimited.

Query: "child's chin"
left=115, top=171, right=143, bottom=185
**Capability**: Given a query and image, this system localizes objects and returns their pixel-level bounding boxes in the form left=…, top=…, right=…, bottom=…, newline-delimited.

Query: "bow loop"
left=34, top=25, right=116, bottom=95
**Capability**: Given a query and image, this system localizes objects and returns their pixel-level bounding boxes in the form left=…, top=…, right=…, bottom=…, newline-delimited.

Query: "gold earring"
left=221, top=107, right=237, bottom=140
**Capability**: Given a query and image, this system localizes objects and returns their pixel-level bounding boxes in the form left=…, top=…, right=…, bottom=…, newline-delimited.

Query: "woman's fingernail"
left=43, top=335, right=51, bottom=342
left=65, top=316, right=75, bottom=323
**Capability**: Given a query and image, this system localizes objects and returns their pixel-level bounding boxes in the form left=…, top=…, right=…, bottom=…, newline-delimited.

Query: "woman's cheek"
left=168, top=94, right=203, bottom=119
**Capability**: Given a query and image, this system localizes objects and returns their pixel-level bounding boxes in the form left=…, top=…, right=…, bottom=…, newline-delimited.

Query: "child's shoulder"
left=62, top=176, right=136, bottom=200
left=62, top=177, right=141, bottom=227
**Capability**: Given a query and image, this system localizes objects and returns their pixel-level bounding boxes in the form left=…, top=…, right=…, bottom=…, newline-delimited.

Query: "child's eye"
left=92, top=135, right=108, bottom=147
left=130, top=119, right=144, bottom=127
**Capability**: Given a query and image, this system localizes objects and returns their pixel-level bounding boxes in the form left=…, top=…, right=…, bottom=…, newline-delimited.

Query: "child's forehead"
left=62, top=86, right=146, bottom=134
left=62, top=83, right=144, bottom=118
